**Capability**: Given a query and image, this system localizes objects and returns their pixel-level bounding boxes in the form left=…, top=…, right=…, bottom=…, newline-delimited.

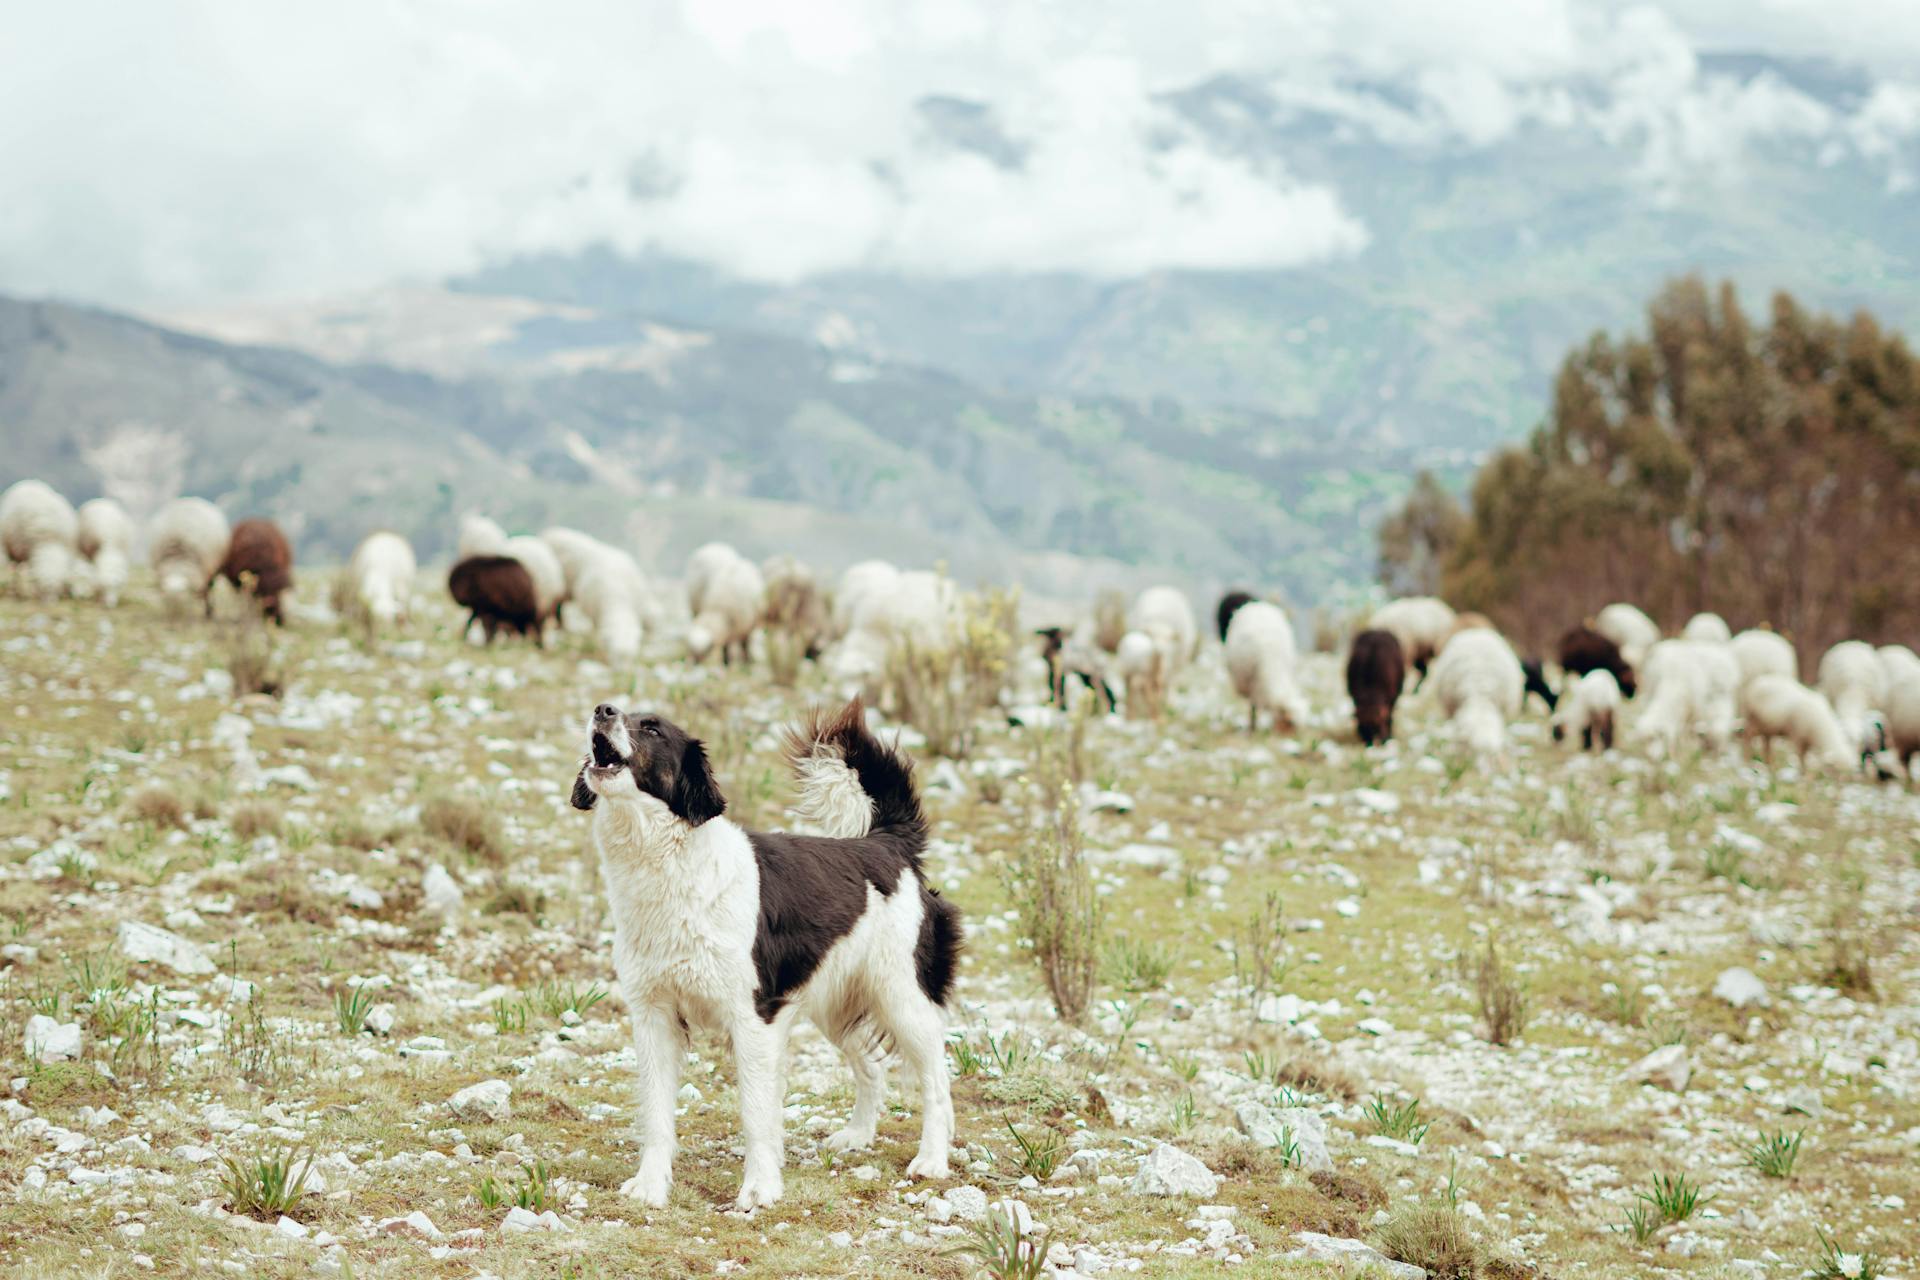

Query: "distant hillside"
left=3, top=295, right=1418, bottom=603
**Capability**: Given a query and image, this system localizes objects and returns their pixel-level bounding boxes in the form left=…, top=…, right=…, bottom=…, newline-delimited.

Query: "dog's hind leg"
left=822, top=1020, right=887, bottom=1155
left=619, top=1005, right=684, bottom=1207
left=730, top=1016, right=790, bottom=1210
left=876, top=989, right=953, bottom=1181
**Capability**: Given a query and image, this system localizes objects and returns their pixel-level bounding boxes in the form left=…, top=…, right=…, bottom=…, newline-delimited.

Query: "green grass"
left=219, top=1147, right=314, bottom=1219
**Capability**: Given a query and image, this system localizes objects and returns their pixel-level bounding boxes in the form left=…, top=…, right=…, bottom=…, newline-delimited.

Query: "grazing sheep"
left=1887, top=670, right=1920, bottom=782
left=458, top=513, right=509, bottom=559
left=1368, top=596, right=1457, bottom=686
left=831, top=560, right=900, bottom=639
left=1, top=479, right=80, bottom=601
left=1594, top=603, right=1660, bottom=672
left=1743, top=674, right=1857, bottom=775
left=1431, top=627, right=1524, bottom=763
left=1817, top=640, right=1891, bottom=764
left=1552, top=670, right=1622, bottom=752
left=147, top=497, right=230, bottom=606
left=505, top=535, right=565, bottom=632
left=1558, top=625, right=1638, bottom=697
left=1090, top=588, right=1128, bottom=654
left=1730, top=629, right=1797, bottom=703
left=1036, top=624, right=1116, bottom=713
left=573, top=546, right=649, bottom=663
left=75, top=497, right=134, bottom=607
left=348, top=531, right=417, bottom=628
left=1447, top=611, right=1494, bottom=641
left=449, top=555, right=540, bottom=644
left=217, top=518, right=295, bottom=624
left=688, top=551, right=766, bottom=666
left=1682, top=612, right=1732, bottom=644
left=540, top=526, right=622, bottom=626
left=762, top=555, right=830, bottom=661
left=1520, top=659, right=1559, bottom=712
left=1632, top=639, right=1737, bottom=757
left=1878, top=644, right=1920, bottom=693
left=1224, top=601, right=1306, bottom=732
left=1215, top=589, right=1256, bottom=643
left=1345, top=628, right=1406, bottom=746
left=827, top=569, right=958, bottom=702
left=1118, top=586, right=1196, bottom=718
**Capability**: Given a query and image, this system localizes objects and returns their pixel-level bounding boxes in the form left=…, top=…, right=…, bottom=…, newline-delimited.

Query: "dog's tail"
left=782, top=697, right=927, bottom=845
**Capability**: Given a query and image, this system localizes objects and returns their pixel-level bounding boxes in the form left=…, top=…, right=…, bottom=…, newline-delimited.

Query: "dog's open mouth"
left=592, top=730, right=625, bottom=768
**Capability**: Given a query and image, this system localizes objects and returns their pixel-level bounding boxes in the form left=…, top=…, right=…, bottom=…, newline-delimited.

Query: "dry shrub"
left=1372, top=1203, right=1483, bottom=1280
left=1472, top=940, right=1531, bottom=1046
left=422, top=794, right=502, bottom=862
left=483, top=882, right=547, bottom=918
left=127, top=787, right=187, bottom=829
left=229, top=799, right=283, bottom=843
left=1309, top=1166, right=1389, bottom=1212
left=1270, top=1052, right=1363, bottom=1102
left=217, top=608, right=282, bottom=697
left=761, top=558, right=828, bottom=687
left=330, top=569, right=373, bottom=641
left=1090, top=588, right=1127, bottom=653
left=1002, top=778, right=1100, bottom=1025
left=886, top=585, right=1019, bottom=759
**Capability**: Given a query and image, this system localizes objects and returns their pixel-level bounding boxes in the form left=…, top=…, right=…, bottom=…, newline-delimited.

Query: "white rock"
left=1129, top=1144, right=1219, bottom=1197
left=925, top=1196, right=953, bottom=1223
left=365, top=1004, right=396, bottom=1036
left=1626, top=1044, right=1692, bottom=1093
left=447, top=1080, right=512, bottom=1122
left=1255, top=994, right=1303, bottom=1025
left=116, top=921, right=215, bottom=975
left=499, top=1207, right=542, bottom=1233
left=423, top=864, right=464, bottom=916
left=991, top=1198, right=1035, bottom=1233
left=378, top=1211, right=442, bottom=1240
left=1712, top=967, right=1769, bottom=1009
left=944, top=1185, right=989, bottom=1222
left=1235, top=1104, right=1333, bottom=1171
left=1352, top=788, right=1401, bottom=813
left=826, top=1230, right=854, bottom=1248
left=274, top=1216, right=309, bottom=1239
left=850, top=1164, right=880, bottom=1182
left=1357, top=1017, right=1393, bottom=1036
left=24, top=1015, right=82, bottom=1063
left=1288, top=1232, right=1427, bottom=1279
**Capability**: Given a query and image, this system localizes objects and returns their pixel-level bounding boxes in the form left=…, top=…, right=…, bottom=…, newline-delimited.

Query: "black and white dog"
left=571, top=698, right=962, bottom=1210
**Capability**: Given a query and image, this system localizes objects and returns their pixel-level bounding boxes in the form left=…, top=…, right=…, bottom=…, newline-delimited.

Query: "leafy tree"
left=1377, top=470, right=1466, bottom=597
left=1441, top=277, right=1920, bottom=658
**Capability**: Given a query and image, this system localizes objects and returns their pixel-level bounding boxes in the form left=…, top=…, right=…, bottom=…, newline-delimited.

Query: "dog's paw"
left=619, top=1162, right=671, bottom=1208
left=734, top=1171, right=784, bottom=1212
left=822, top=1125, right=875, bottom=1155
left=905, top=1149, right=951, bottom=1181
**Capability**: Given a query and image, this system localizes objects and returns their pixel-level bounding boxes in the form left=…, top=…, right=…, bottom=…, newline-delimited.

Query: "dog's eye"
left=641, top=722, right=662, bottom=738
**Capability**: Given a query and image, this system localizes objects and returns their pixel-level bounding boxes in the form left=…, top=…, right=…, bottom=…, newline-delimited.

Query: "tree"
left=1377, top=470, right=1466, bottom=597
left=1440, top=277, right=1920, bottom=659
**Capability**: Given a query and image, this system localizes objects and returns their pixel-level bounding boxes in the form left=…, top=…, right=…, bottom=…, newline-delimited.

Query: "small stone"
left=499, top=1207, right=541, bottom=1233
left=24, top=1015, right=82, bottom=1063
left=850, top=1164, right=880, bottom=1182
left=274, top=1216, right=308, bottom=1239
left=925, top=1196, right=952, bottom=1223
left=1626, top=1044, right=1691, bottom=1092
left=378, top=1211, right=442, bottom=1240
left=1779, top=1086, right=1824, bottom=1118
left=1357, top=1017, right=1393, bottom=1036
left=1255, top=994, right=1303, bottom=1025
left=1712, top=967, right=1769, bottom=1009
left=423, top=864, right=464, bottom=916
left=1288, top=1231, right=1427, bottom=1279
left=116, top=921, right=215, bottom=975
left=1129, top=1144, right=1219, bottom=1197
left=677, top=1083, right=703, bottom=1104
left=447, top=1080, right=512, bottom=1122
left=945, top=1186, right=989, bottom=1222
left=364, top=1004, right=396, bottom=1036
left=1234, top=1103, right=1332, bottom=1171
left=826, top=1231, right=854, bottom=1248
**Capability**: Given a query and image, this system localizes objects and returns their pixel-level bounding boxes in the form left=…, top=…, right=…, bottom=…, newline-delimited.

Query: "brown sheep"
left=217, top=518, right=294, bottom=624
left=1559, top=625, right=1637, bottom=697
left=1346, top=628, right=1406, bottom=746
left=449, top=555, right=541, bottom=644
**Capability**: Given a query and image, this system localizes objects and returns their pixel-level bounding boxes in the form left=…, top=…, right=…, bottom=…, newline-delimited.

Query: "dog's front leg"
left=730, top=1017, right=787, bottom=1210
left=619, top=1005, right=682, bottom=1207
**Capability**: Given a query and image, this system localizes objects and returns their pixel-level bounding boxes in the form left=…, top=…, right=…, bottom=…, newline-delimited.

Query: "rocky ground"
left=1, top=581, right=1916, bottom=1280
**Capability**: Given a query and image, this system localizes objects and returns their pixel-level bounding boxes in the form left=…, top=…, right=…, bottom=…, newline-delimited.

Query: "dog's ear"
left=570, top=763, right=598, bottom=811
left=670, top=738, right=727, bottom=826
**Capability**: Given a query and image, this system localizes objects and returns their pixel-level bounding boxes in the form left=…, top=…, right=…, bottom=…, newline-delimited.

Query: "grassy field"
left=0, top=578, right=1915, bottom=1279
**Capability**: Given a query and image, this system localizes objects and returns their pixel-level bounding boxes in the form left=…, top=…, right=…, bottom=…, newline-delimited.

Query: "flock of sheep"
left=5, top=475, right=1917, bottom=782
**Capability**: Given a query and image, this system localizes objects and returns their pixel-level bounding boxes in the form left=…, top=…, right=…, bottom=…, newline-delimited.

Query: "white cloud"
left=0, top=0, right=1913, bottom=307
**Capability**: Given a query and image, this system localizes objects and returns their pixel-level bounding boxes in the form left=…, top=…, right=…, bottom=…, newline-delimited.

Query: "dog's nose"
left=594, top=703, right=618, bottom=720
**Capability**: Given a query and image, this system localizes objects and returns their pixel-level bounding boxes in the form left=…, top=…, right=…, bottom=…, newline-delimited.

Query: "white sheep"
left=687, top=550, right=765, bottom=665
left=75, top=497, right=134, bottom=607
left=146, top=497, right=230, bottom=604
left=1431, top=627, right=1524, bottom=763
left=1730, top=628, right=1797, bottom=702
left=1632, top=639, right=1737, bottom=757
left=1223, top=601, right=1306, bottom=732
left=1886, top=668, right=1920, bottom=782
left=1552, top=669, right=1622, bottom=752
left=1368, top=596, right=1458, bottom=685
left=1878, top=645, right=1920, bottom=701
left=1742, top=675, right=1857, bottom=775
left=1681, top=612, right=1732, bottom=644
left=826, top=569, right=961, bottom=702
left=1, top=479, right=80, bottom=601
left=1816, top=640, right=1889, bottom=762
left=832, top=560, right=900, bottom=638
left=1595, top=602, right=1661, bottom=672
left=348, top=531, right=418, bottom=628
left=572, top=544, right=650, bottom=663
left=504, top=535, right=565, bottom=631
left=458, top=513, right=509, bottom=559
left=1117, top=586, right=1196, bottom=718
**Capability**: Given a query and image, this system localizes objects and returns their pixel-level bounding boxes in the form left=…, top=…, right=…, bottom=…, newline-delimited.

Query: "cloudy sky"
left=2, top=0, right=1917, bottom=308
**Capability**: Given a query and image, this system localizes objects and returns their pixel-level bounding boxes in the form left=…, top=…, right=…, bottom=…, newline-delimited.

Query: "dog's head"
left=571, top=703, right=726, bottom=825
